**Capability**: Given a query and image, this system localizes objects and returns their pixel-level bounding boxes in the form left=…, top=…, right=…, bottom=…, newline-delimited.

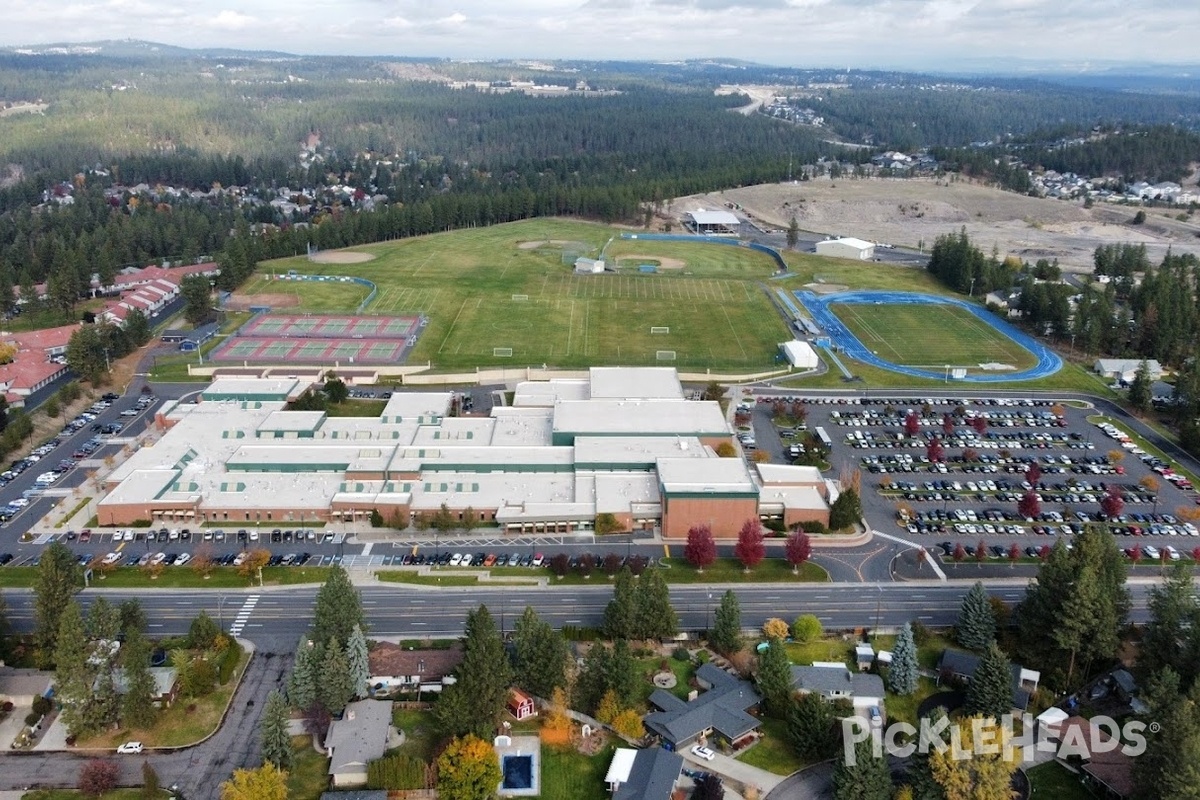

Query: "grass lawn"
left=250, top=219, right=790, bottom=372
left=634, top=654, right=695, bottom=706
left=736, top=715, right=807, bottom=776
left=239, top=275, right=371, bottom=311
left=1027, top=761, right=1095, bottom=800
left=286, top=735, right=330, bottom=800
left=375, top=571, right=539, bottom=586
left=322, top=399, right=388, bottom=417
left=392, top=708, right=441, bottom=762
left=23, top=791, right=173, bottom=800
left=540, top=741, right=616, bottom=800
left=0, top=566, right=329, bottom=589
left=885, top=677, right=939, bottom=727
left=830, top=302, right=1036, bottom=372
left=80, top=648, right=251, bottom=748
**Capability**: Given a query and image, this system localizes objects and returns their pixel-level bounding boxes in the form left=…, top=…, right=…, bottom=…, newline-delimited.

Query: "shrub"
left=762, top=618, right=790, bottom=641
left=367, top=752, right=428, bottom=790
left=672, top=646, right=691, bottom=662
left=911, top=620, right=931, bottom=647
left=791, top=614, right=823, bottom=643
left=25, top=711, right=40, bottom=726
left=217, top=639, right=243, bottom=684
left=800, top=520, right=828, bottom=534
left=32, top=696, right=52, bottom=716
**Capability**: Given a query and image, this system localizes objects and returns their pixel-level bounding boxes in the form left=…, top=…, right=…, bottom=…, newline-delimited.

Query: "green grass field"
left=830, top=302, right=1036, bottom=371
left=249, top=220, right=791, bottom=371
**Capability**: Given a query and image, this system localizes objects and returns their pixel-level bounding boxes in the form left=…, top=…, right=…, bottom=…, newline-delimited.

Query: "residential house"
left=0, top=667, right=53, bottom=707
left=789, top=664, right=885, bottom=715
left=605, top=747, right=684, bottom=800
left=1094, top=359, right=1163, bottom=383
left=112, top=667, right=180, bottom=708
left=937, top=649, right=1040, bottom=711
left=325, top=699, right=396, bottom=788
left=642, top=662, right=761, bottom=750
left=507, top=688, right=537, bottom=721
left=367, top=642, right=463, bottom=695
left=1056, top=715, right=1134, bottom=799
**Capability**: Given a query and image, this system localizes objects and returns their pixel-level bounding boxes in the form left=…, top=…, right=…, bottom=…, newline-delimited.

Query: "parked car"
left=690, top=745, right=716, bottom=761
left=116, top=741, right=144, bottom=754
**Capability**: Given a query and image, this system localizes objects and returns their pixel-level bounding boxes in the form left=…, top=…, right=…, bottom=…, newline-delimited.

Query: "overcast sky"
left=4, top=0, right=1198, bottom=71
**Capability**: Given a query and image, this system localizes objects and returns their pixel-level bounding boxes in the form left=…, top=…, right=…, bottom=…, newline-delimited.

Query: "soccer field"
left=829, top=302, right=1036, bottom=370
left=247, top=220, right=789, bottom=371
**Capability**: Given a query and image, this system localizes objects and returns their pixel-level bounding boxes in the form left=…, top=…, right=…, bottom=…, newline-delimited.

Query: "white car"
left=116, top=741, right=143, bottom=754
left=449, top=553, right=463, bottom=566
left=122, top=530, right=135, bottom=542
left=101, top=552, right=122, bottom=566
left=233, top=552, right=248, bottom=567
left=690, top=745, right=716, bottom=761
left=175, top=553, right=191, bottom=566
left=120, top=409, right=139, bottom=417
left=150, top=552, right=167, bottom=566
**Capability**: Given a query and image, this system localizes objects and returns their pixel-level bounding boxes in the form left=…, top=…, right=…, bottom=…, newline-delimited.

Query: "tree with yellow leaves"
left=595, top=689, right=622, bottom=724
left=928, top=715, right=1020, bottom=800
left=436, top=735, right=502, bottom=800
left=219, top=763, right=287, bottom=800
left=762, top=618, right=790, bottom=641
left=545, top=686, right=570, bottom=733
left=237, top=548, right=272, bottom=580
left=611, top=708, right=645, bottom=740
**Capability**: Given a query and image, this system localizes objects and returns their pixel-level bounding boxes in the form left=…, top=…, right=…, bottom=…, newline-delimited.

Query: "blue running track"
left=793, top=290, right=1063, bottom=383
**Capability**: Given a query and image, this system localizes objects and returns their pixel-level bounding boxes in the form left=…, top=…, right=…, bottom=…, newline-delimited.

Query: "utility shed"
left=780, top=340, right=820, bottom=369
left=816, top=237, right=875, bottom=260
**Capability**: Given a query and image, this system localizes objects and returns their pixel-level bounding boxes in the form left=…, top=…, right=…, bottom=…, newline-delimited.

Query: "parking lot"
left=745, top=392, right=1198, bottom=564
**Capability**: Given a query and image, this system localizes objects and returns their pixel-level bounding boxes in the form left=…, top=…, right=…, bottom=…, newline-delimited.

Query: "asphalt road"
left=0, top=581, right=1161, bottom=642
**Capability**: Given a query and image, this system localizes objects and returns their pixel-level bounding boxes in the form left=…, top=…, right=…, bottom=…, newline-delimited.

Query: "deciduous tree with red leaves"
left=79, top=759, right=119, bottom=798
left=784, top=530, right=812, bottom=574
left=927, top=436, right=945, bottom=463
left=904, top=410, right=921, bottom=438
left=970, top=416, right=988, bottom=435
left=735, top=519, right=766, bottom=572
left=953, top=543, right=966, bottom=563
left=1100, top=487, right=1125, bottom=519
left=942, top=413, right=955, bottom=437
left=1025, top=462, right=1042, bottom=484
left=1018, top=490, right=1041, bottom=520
left=684, top=524, right=717, bottom=573
left=1008, top=543, right=1021, bottom=566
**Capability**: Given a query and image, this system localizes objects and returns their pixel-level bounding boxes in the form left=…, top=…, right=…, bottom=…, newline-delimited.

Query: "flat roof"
left=826, top=237, right=874, bottom=249
left=553, top=400, right=728, bottom=438
left=656, top=457, right=756, bottom=495
left=489, top=408, right=554, bottom=446
left=757, top=463, right=824, bottom=485
left=381, top=391, right=452, bottom=422
left=575, top=436, right=708, bottom=467
left=260, top=410, right=326, bottom=432
left=202, top=377, right=300, bottom=400
left=589, top=367, right=683, bottom=400
left=513, top=379, right=590, bottom=407
left=758, top=484, right=827, bottom=511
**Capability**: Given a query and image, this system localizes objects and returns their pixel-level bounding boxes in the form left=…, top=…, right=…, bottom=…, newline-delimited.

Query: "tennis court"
left=210, top=336, right=407, bottom=364
left=239, top=314, right=420, bottom=339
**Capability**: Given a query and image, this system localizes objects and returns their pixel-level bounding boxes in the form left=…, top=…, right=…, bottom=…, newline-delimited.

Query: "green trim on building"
left=661, top=490, right=759, bottom=500
left=227, top=461, right=349, bottom=473
left=553, top=430, right=729, bottom=446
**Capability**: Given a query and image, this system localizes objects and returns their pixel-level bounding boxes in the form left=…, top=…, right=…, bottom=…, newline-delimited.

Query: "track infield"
left=796, top=290, right=1063, bottom=383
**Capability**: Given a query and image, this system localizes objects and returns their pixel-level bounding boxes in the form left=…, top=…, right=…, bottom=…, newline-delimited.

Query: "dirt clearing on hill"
left=682, top=177, right=1200, bottom=272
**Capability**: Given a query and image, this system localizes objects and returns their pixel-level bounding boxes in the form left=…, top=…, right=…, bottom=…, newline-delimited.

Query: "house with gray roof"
left=642, top=663, right=761, bottom=749
left=790, top=664, right=885, bottom=714
left=605, top=747, right=684, bottom=800
left=324, top=699, right=396, bottom=787
left=937, top=649, right=1040, bottom=711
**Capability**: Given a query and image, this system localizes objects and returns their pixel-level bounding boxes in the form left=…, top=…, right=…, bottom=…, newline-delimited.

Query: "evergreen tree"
left=511, top=606, right=568, bottom=698
left=787, top=216, right=800, bottom=250
left=829, top=486, right=863, bottom=530
left=574, top=642, right=613, bottom=716
left=346, top=624, right=370, bottom=700
left=1017, top=528, right=1130, bottom=689
left=634, top=568, right=677, bottom=640
left=1130, top=359, right=1153, bottom=410
left=436, top=605, right=513, bottom=739
left=54, top=600, right=92, bottom=736
left=120, top=630, right=157, bottom=730
left=34, top=541, right=83, bottom=666
left=609, top=639, right=639, bottom=703
left=603, top=568, right=636, bottom=640
left=1140, top=562, right=1200, bottom=688
left=955, top=582, right=995, bottom=651
left=123, top=308, right=151, bottom=347
left=118, top=599, right=147, bottom=641
left=312, top=566, right=366, bottom=650
left=187, top=611, right=220, bottom=649
left=318, top=637, right=354, bottom=716
left=756, top=638, right=793, bottom=718
left=709, top=590, right=742, bottom=656
left=288, top=639, right=317, bottom=710
left=787, top=691, right=836, bottom=758
left=260, top=689, right=294, bottom=771
left=889, top=623, right=919, bottom=695
left=965, top=642, right=1014, bottom=721
left=832, top=736, right=893, bottom=800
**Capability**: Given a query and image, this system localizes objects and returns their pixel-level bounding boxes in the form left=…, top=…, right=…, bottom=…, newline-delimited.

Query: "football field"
left=829, top=302, right=1036, bottom=370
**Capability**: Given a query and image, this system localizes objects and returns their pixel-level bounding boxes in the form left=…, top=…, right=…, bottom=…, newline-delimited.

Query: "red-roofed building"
left=99, top=262, right=219, bottom=327
left=0, top=323, right=76, bottom=407
left=105, top=262, right=220, bottom=294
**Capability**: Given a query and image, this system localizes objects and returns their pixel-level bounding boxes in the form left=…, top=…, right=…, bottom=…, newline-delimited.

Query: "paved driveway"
left=682, top=747, right=784, bottom=796
left=0, top=645, right=292, bottom=800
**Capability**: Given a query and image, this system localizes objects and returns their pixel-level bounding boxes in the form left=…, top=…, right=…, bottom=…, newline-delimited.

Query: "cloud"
left=206, top=10, right=258, bottom=30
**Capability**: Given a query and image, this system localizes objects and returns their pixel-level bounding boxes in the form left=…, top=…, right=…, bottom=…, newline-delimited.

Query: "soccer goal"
left=511, top=294, right=529, bottom=302
left=493, top=347, right=514, bottom=357
left=656, top=350, right=677, bottom=361
left=650, top=326, right=670, bottom=334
